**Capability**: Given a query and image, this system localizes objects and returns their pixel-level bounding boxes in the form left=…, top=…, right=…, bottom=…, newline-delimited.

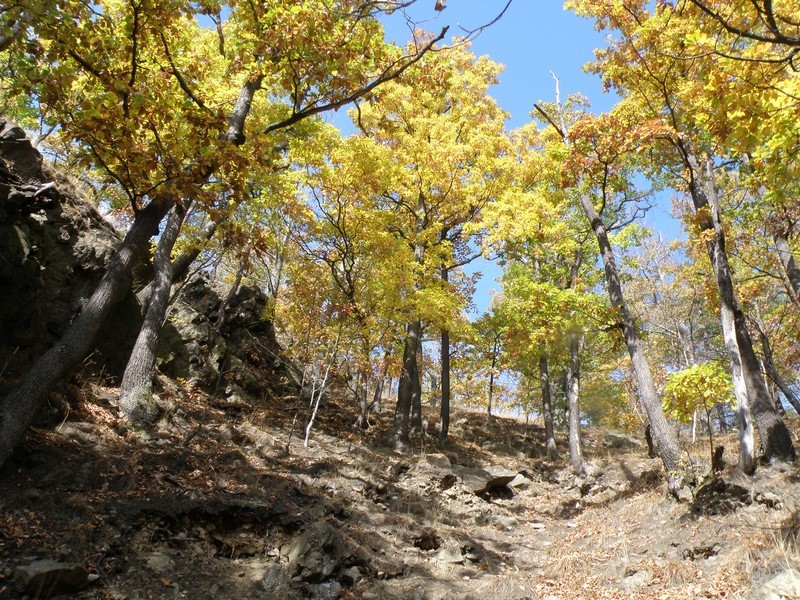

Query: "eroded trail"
left=0, top=386, right=798, bottom=599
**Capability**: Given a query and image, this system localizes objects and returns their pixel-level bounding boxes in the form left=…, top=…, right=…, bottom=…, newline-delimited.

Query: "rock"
left=456, top=465, right=518, bottom=495
left=509, top=474, right=532, bottom=490
left=434, top=542, right=464, bottom=566
left=758, top=569, right=800, bottom=599
left=424, top=453, right=451, bottom=469
left=340, top=566, right=363, bottom=586
left=620, top=569, right=651, bottom=591
left=676, top=486, right=693, bottom=503
left=146, top=552, right=175, bottom=574
left=602, top=433, right=643, bottom=449
left=286, top=522, right=348, bottom=582
left=490, top=514, right=518, bottom=531
left=756, top=492, right=782, bottom=509
left=262, top=564, right=300, bottom=599
left=13, top=560, right=90, bottom=598
left=314, top=580, right=343, bottom=599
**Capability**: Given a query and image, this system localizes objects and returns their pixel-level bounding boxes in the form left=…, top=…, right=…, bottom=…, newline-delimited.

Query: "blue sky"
left=327, top=1, right=683, bottom=314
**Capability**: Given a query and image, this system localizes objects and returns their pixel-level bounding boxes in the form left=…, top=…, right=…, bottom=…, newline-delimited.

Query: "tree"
left=350, top=40, right=510, bottom=446
left=567, top=0, right=795, bottom=467
left=533, top=97, right=684, bottom=487
left=664, top=362, right=734, bottom=467
left=0, top=0, right=450, bottom=467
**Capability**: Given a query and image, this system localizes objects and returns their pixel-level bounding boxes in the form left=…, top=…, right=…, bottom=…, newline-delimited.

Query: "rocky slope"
left=1, top=376, right=799, bottom=599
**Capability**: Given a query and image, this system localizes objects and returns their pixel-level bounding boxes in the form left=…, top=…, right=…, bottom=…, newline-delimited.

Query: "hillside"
left=1, top=376, right=799, bottom=599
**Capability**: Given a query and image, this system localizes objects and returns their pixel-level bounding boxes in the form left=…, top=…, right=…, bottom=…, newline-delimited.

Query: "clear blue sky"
left=328, top=1, right=683, bottom=314
left=380, top=0, right=619, bottom=125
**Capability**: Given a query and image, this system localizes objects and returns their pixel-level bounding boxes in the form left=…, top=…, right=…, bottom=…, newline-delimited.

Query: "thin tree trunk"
left=411, top=325, right=423, bottom=433
left=439, top=328, right=451, bottom=441
left=0, top=195, right=174, bottom=467
left=215, top=251, right=247, bottom=331
left=579, top=191, right=682, bottom=480
left=719, top=272, right=756, bottom=473
left=774, top=230, right=800, bottom=301
left=540, top=354, right=559, bottom=460
left=566, top=334, right=586, bottom=474
left=752, top=311, right=800, bottom=414
left=688, top=153, right=795, bottom=462
left=136, top=219, right=218, bottom=310
left=119, top=202, right=187, bottom=425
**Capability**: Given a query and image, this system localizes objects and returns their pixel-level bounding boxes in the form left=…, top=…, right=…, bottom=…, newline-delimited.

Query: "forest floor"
left=1, top=376, right=800, bottom=599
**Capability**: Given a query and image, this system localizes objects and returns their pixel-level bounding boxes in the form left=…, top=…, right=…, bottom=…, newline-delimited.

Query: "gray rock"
left=424, top=453, right=451, bottom=469
left=145, top=552, right=175, bottom=574
left=509, top=474, right=532, bottom=490
left=676, top=486, right=694, bottom=503
left=456, top=465, right=519, bottom=495
left=286, top=522, right=348, bottom=582
left=262, top=564, right=300, bottom=599
left=490, top=514, right=519, bottom=531
left=757, top=569, right=800, bottom=599
left=435, top=542, right=464, bottom=565
left=602, top=432, right=643, bottom=449
left=13, top=560, right=90, bottom=598
left=620, top=569, right=651, bottom=591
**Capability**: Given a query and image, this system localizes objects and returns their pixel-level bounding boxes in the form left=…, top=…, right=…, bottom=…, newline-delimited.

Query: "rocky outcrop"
left=0, top=121, right=134, bottom=387
left=0, top=123, right=285, bottom=407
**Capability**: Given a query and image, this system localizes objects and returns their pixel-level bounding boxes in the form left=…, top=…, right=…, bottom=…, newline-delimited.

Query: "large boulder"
left=0, top=121, right=140, bottom=386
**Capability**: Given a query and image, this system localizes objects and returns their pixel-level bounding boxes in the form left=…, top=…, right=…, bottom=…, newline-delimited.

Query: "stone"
left=145, top=552, right=175, bottom=574
left=424, top=453, right=451, bottom=469
left=490, top=514, right=518, bottom=531
left=676, top=486, right=693, bottom=503
left=262, top=564, right=299, bottom=599
left=602, top=432, right=643, bottom=449
left=286, top=522, right=348, bottom=582
left=620, top=569, right=651, bottom=591
left=435, top=542, right=464, bottom=565
left=13, top=560, right=90, bottom=598
left=509, top=474, right=532, bottom=490
left=758, top=569, right=800, bottom=599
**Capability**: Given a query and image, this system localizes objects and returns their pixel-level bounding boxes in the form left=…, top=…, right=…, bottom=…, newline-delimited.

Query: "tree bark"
left=439, top=328, right=451, bottom=441
left=687, top=152, right=795, bottom=462
left=540, top=354, right=559, bottom=460
left=411, top=324, right=423, bottom=433
left=579, top=191, right=682, bottom=479
left=720, top=300, right=756, bottom=473
left=119, top=202, right=187, bottom=426
left=136, top=219, right=218, bottom=310
left=215, top=251, right=247, bottom=331
left=0, top=195, right=173, bottom=467
left=774, top=230, right=800, bottom=301
left=566, top=334, right=586, bottom=474
left=752, top=312, right=800, bottom=414
left=394, top=320, right=421, bottom=447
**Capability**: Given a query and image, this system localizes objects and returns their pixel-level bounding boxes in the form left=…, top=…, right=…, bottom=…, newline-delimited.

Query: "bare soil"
left=1, top=377, right=799, bottom=599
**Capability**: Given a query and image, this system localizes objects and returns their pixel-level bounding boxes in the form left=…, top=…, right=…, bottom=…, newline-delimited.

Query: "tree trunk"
left=0, top=195, right=174, bottom=468
left=215, top=251, right=247, bottom=331
left=566, top=334, right=586, bottom=474
left=540, top=354, right=559, bottom=460
left=411, top=325, right=423, bottom=433
left=774, top=230, right=800, bottom=301
left=119, top=202, right=187, bottom=426
left=394, top=320, right=421, bottom=447
left=688, top=153, right=795, bottom=462
left=439, top=328, right=451, bottom=441
left=579, top=191, right=682, bottom=479
left=752, top=311, right=800, bottom=414
left=136, top=219, right=218, bottom=310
